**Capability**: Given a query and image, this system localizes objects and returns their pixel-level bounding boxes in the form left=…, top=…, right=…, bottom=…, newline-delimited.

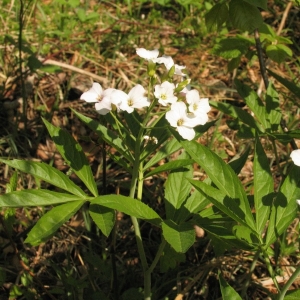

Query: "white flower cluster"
left=80, top=48, right=211, bottom=141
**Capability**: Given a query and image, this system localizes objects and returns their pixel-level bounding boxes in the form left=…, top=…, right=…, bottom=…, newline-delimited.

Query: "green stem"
left=144, top=239, right=167, bottom=300
left=241, top=250, right=259, bottom=298
left=276, top=265, right=300, bottom=300
left=262, top=248, right=280, bottom=291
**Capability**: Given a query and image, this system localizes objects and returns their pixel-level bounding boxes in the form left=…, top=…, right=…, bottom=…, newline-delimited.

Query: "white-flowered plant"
left=2, top=46, right=300, bottom=300
left=80, top=48, right=211, bottom=140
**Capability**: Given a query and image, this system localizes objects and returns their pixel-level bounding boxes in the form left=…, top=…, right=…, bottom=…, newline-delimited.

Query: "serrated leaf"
left=229, top=0, right=263, bottom=32
left=181, top=141, right=252, bottom=212
left=267, top=69, right=300, bottom=99
left=266, top=44, right=293, bottom=64
left=190, top=180, right=255, bottom=231
left=90, top=195, right=162, bottom=226
left=162, top=220, right=195, bottom=253
left=265, top=166, right=300, bottom=247
left=195, top=212, right=253, bottom=253
left=243, top=0, right=268, bottom=10
left=89, top=204, right=115, bottom=237
left=144, top=159, right=193, bottom=179
left=1, top=159, right=87, bottom=197
left=43, top=118, right=98, bottom=197
left=253, top=137, right=273, bottom=234
left=235, top=79, right=269, bottom=130
left=25, top=200, right=84, bottom=246
left=212, top=38, right=251, bottom=59
left=73, top=110, right=133, bottom=163
left=219, top=272, right=243, bottom=300
left=233, top=225, right=260, bottom=245
left=205, top=3, right=229, bottom=32
left=0, top=190, right=87, bottom=207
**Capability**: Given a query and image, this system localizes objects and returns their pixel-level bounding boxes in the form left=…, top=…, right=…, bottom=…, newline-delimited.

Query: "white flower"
left=155, top=55, right=186, bottom=76
left=186, top=90, right=210, bottom=124
left=117, top=84, right=150, bottom=113
left=136, top=48, right=159, bottom=61
left=291, top=149, right=300, bottom=166
left=166, top=102, right=201, bottom=140
left=80, top=83, right=119, bottom=115
left=80, top=82, right=103, bottom=103
left=154, top=81, right=177, bottom=106
left=296, top=200, right=300, bottom=206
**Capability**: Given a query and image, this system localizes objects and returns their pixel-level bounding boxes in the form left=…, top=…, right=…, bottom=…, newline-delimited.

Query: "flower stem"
left=276, top=265, right=300, bottom=300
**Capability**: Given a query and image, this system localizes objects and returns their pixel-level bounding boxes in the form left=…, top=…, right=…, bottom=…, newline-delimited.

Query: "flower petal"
left=136, top=48, right=159, bottom=60
left=177, top=126, right=195, bottom=140
left=80, top=82, right=103, bottom=103
left=291, top=149, right=300, bottom=166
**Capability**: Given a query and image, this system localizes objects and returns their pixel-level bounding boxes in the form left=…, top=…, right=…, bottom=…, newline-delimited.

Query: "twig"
left=42, top=59, right=108, bottom=86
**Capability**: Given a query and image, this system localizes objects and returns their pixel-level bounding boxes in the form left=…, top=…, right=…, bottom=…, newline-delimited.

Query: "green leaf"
left=265, top=166, right=300, bottom=247
left=76, top=8, right=86, bottom=22
left=235, top=79, right=269, bottom=130
left=43, top=118, right=98, bottom=197
left=253, top=136, right=273, bottom=234
left=143, top=137, right=182, bottom=170
left=284, top=289, right=300, bottom=300
left=228, top=146, right=251, bottom=175
left=195, top=212, right=253, bottom=253
left=73, top=110, right=133, bottom=163
left=210, top=100, right=261, bottom=131
left=229, top=0, right=263, bottom=32
left=164, top=153, right=193, bottom=220
left=184, top=189, right=210, bottom=215
left=25, top=200, right=85, bottom=246
left=267, top=69, right=300, bottom=99
left=181, top=141, right=252, bottom=215
left=162, top=220, right=195, bottom=253
left=190, top=180, right=255, bottom=230
left=219, top=272, right=243, bottom=300
left=89, top=204, right=115, bottom=237
left=1, top=159, right=87, bottom=197
left=243, top=0, right=268, bottom=10
left=0, top=190, right=87, bottom=207
left=160, top=243, right=186, bottom=272
left=266, top=44, right=293, bottom=64
left=233, top=225, right=260, bottom=245
left=144, top=159, right=193, bottom=179
left=228, top=56, right=241, bottom=72
left=212, top=38, right=251, bottom=59
left=90, top=195, right=162, bottom=226
left=6, top=171, right=18, bottom=193
left=265, top=83, right=281, bottom=130
left=205, top=3, right=229, bottom=32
